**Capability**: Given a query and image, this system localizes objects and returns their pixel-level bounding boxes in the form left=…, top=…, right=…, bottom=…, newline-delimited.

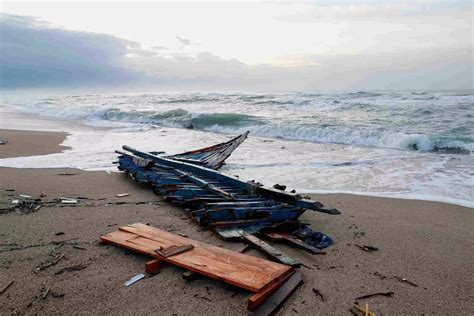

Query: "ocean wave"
left=206, top=124, right=473, bottom=153
left=103, top=108, right=265, bottom=129
left=346, top=91, right=384, bottom=98
left=8, top=92, right=473, bottom=154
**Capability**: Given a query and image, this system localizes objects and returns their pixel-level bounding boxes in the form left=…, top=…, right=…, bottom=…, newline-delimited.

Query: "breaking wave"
left=6, top=90, right=473, bottom=154
left=103, top=108, right=266, bottom=129
left=103, top=109, right=473, bottom=153
left=207, top=124, right=473, bottom=153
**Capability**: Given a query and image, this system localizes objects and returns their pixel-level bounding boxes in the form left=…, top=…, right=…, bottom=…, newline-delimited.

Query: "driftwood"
left=312, top=288, right=324, bottom=302
left=355, top=291, right=394, bottom=300
left=0, top=280, right=14, bottom=295
left=394, top=276, right=418, bottom=287
left=54, top=263, right=88, bottom=275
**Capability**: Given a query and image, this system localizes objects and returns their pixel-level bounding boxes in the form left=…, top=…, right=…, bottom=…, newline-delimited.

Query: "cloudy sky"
left=1, top=0, right=472, bottom=91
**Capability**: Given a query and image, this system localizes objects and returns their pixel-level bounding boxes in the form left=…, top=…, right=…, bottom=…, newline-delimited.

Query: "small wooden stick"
left=355, top=291, right=394, bottom=300
left=0, top=280, right=14, bottom=295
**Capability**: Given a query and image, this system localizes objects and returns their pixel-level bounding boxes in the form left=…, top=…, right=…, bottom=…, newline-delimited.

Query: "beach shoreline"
left=0, top=128, right=472, bottom=315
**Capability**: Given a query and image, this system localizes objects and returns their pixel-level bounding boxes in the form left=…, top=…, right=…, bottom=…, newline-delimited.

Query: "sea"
left=1, top=90, right=473, bottom=207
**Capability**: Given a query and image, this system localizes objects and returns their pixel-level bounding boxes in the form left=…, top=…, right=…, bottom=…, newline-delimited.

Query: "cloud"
left=0, top=13, right=472, bottom=91
left=0, top=14, right=149, bottom=88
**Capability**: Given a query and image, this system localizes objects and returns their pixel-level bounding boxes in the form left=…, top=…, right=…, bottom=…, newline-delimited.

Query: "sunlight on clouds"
left=0, top=1, right=472, bottom=90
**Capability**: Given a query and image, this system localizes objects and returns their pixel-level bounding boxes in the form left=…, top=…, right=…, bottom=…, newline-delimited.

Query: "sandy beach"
left=0, top=129, right=472, bottom=315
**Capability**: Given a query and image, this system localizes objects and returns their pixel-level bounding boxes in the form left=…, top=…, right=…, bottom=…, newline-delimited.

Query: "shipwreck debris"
left=114, top=134, right=339, bottom=261
left=243, top=234, right=300, bottom=267
left=34, top=253, right=65, bottom=273
left=166, top=131, right=249, bottom=169
left=272, top=184, right=286, bottom=191
left=155, top=244, right=194, bottom=258
left=60, top=198, right=78, bottom=204
left=394, top=276, right=418, bottom=287
left=251, top=271, right=303, bottom=315
left=101, top=223, right=302, bottom=312
left=124, top=274, right=146, bottom=287
left=0, top=280, right=14, bottom=295
left=312, top=288, right=324, bottom=302
left=182, top=271, right=198, bottom=281
left=355, top=291, right=394, bottom=300
left=12, top=199, right=41, bottom=215
left=350, top=303, right=375, bottom=316
left=355, top=244, right=378, bottom=252
left=54, top=263, right=88, bottom=275
left=115, top=193, right=130, bottom=198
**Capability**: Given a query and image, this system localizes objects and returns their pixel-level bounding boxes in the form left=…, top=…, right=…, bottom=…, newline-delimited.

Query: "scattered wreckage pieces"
left=54, top=263, right=88, bottom=275
left=155, top=244, right=194, bottom=258
left=242, top=234, right=300, bottom=268
left=394, top=276, right=418, bottom=287
left=101, top=223, right=302, bottom=312
left=264, top=232, right=327, bottom=255
left=355, top=291, right=394, bottom=300
left=350, top=303, right=376, bottom=316
left=115, top=193, right=130, bottom=198
left=124, top=274, right=146, bottom=287
left=250, top=271, right=303, bottom=316
left=166, top=131, right=249, bottom=170
left=355, top=244, right=378, bottom=252
left=60, top=197, right=78, bottom=204
left=0, top=280, right=14, bottom=295
left=34, top=253, right=65, bottom=273
left=115, top=144, right=338, bottom=260
left=312, top=288, right=324, bottom=302
left=13, top=200, right=42, bottom=214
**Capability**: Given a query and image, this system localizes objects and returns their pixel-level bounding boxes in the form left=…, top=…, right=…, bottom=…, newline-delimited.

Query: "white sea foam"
left=1, top=90, right=473, bottom=207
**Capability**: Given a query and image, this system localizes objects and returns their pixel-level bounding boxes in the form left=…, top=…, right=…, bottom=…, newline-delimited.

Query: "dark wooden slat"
left=265, top=233, right=326, bottom=255
left=243, top=234, right=300, bottom=267
left=250, top=271, right=303, bottom=315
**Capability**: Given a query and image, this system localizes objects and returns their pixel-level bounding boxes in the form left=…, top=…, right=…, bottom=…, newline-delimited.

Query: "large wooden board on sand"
left=101, top=223, right=296, bottom=310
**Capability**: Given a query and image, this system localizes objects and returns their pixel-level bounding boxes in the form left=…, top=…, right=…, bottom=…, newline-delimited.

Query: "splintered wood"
left=101, top=223, right=299, bottom=311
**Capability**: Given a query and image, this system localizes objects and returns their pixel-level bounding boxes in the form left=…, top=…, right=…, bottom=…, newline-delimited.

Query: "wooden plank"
left=155, top=244, right=194, bottom=258
left=247, top=270, right=295, bottom=311
left=265, top=232, right=326, bottom=255
left=243, top=234, right=300, bottom=267
left=250, top=271, right=303, bottom=315
left=281, top=235, right=326, bottom=254
left=101, top=223, right=292, bottom=293
left=145, top=258, right=165, bottom=274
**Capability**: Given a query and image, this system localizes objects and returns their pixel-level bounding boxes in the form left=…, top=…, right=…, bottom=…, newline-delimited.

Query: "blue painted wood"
left=116, top=144, right=338, bottom=241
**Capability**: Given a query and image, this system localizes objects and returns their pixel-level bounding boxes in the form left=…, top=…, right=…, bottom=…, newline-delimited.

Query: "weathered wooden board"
left=243, top=234, right=300, bottom=267
left=250, top=271, right=303, bottom=315
left=101, top=223, right=293, bottom=293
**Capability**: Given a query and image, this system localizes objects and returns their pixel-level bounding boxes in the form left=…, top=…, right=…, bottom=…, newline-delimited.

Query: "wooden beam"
left=145, top=258, right=165, bottom=274
left=243, top=234, right=300, bottom=268
left=250, top=271, right=303, bottom=315
left=247, top=270, right=294, bottom=311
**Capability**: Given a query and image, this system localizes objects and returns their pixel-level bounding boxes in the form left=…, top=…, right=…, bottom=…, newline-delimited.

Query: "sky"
left=0, top=0, right=473, bottom=91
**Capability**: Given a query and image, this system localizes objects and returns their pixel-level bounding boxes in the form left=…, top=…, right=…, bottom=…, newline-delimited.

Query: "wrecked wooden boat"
left=115, top=133, right=339, bottom=266
left=166, top=131, right=248, bottom=169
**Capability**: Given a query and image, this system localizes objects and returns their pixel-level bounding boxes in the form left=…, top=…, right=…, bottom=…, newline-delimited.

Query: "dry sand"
left=0, top=129, right=472, bottom=315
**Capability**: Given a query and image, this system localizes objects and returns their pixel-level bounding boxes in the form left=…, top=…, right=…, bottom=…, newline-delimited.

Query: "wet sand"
left=0, top=129, right=472, bottom=315
left=0, top=129, right=70, bottom=159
